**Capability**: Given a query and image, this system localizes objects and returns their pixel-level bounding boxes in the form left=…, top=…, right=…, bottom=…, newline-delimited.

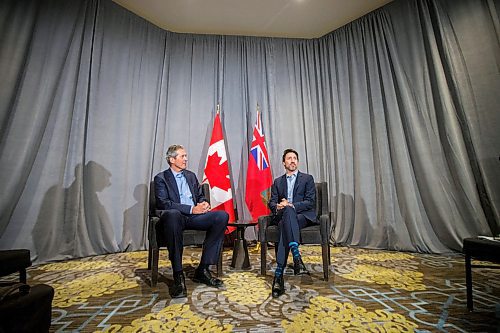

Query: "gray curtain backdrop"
left=0, top=0, right=498, bottom=262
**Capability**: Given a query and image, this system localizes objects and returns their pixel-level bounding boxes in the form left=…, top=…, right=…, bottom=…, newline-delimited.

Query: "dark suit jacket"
left=154, top=168, right=207, bottom=215
left=269, top=171, right=317, bottom=223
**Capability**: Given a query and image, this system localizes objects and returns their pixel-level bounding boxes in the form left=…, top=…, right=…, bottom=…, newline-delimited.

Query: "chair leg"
left=151, top=248, right=159, bottom=287
left=260, top=241, right=267, bottom=276
left=148, top=246, right=153, bottom=270
left=322, top=242, right=329, bottom=281
left=20, top=268, right=27, bottom=284
left=465, top=254, right=473, bottom=311
left=217, top=246, right=223, bottom=277
left=328, top=243, right=331, bottom=265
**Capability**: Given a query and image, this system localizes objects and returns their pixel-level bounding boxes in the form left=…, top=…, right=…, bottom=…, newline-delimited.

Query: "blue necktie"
left=176, top=173, right=192, bottom=205
left=287, top=175, right=294, bottom=203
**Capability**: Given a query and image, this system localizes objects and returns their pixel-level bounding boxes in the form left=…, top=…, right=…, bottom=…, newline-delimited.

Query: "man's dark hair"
left=282, top=148, right=299, bottom=162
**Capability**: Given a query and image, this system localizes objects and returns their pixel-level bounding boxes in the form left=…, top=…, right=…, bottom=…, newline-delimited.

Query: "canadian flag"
left=202, top=112, right=236, bottom=233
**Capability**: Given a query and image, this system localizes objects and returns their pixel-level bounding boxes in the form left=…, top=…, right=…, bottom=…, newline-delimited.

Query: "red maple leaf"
left=205, top=152, right=231, bottom=192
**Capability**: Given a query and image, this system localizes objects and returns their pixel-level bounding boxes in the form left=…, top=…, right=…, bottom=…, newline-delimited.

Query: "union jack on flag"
left=250, top=112, right=269, bottom=171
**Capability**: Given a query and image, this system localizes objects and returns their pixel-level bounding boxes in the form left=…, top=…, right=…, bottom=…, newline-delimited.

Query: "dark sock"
left=173, top=270, right=184, bottom=278
left=289, top=241, right=300, bottom=260
left=275, top=264, right=284, bottom=277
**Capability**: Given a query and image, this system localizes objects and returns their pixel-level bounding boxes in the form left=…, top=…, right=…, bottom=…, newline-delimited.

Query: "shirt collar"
left=171, top=169, right=183, bottom=178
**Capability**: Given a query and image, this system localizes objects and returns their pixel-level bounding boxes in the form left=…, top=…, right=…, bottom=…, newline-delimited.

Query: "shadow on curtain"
left=0, top=0, right=498, bottom=263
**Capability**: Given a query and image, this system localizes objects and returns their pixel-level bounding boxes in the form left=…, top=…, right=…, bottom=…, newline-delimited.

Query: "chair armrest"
left=258, top=215, right=273, bottom=242
left=148, top=216, right=160, bottom=249
left=319, top=214, right=330, bottom=244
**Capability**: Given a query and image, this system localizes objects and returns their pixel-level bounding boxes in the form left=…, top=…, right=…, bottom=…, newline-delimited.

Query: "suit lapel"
left=165, top=169, right=181, bottom=203
left=293, top=171, right=301, bottom=198
left=277, top=175, right=285, bottom=200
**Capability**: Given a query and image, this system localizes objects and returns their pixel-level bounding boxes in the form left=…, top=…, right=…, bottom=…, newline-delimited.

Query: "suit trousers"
left=159, top=210, right=229, bottom=272
left=274, top=206, right=309, bottom=267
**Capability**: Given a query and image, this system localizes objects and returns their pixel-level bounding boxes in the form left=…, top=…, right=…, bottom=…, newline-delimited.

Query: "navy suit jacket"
left=154, top=168, right=207, bottom=215
left=269, top=171, right=317, bottom=223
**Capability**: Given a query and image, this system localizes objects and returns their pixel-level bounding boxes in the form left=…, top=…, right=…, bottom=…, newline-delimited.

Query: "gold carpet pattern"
left=16, top=245, right=500, bottom=332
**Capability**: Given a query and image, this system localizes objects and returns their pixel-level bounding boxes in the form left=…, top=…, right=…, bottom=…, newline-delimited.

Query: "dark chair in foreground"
left=148, top=182, right=223, bottom=287
left=0, top=249, right=54, bottom=333
left=0, top=249, right=31, bottom=284
left=258, top=182, right=331, bottom=281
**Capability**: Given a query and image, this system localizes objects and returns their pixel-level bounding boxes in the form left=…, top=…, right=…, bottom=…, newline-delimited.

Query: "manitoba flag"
left=202, top=112, right=236, bottom=233
left=245, top=110, right=273, bottom=221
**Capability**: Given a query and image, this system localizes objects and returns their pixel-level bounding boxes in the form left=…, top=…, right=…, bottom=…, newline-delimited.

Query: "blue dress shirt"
left=172, top=170, right=194, bottom=211
left=286, top=172, right=297, bottom=203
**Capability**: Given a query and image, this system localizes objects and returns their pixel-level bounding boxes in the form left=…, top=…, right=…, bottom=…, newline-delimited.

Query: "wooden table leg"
left=230, top=226, right=251, bottom=270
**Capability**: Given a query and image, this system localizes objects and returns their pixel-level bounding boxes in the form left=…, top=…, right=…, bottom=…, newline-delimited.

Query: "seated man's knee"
left=207, top=211, right=229, bottom=233
left=161, top=210, right=183, bottom=227
left=283, top=205, right=296, bottom=216
left=221, top=211, right=229, bottom=225
left=162, top=209, right=182, bottom=219
left=214, top=211, right=229, bottom=226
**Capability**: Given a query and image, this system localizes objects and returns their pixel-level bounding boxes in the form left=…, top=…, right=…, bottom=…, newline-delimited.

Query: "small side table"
left=463, top=237, right=500, bottom=311
left=227, top=221, right=257, bottom=270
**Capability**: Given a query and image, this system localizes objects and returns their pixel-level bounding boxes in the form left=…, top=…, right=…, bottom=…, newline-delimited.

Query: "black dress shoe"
left=293, top=257, right=310, bottom=275
left=193, top=268, right=223, bottom=288
left=272, top=275, right=285, bottom=298
left=171, top=272, right=187, bottom=298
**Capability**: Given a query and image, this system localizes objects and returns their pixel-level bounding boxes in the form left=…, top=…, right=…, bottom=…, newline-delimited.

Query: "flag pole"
left=217, top=103, right=220, bottom=114
left=253, top=101, right=261, bottom=251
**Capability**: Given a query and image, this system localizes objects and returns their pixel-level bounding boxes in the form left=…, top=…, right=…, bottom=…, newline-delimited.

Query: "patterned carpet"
left=16, top=245, right=500, bottom=332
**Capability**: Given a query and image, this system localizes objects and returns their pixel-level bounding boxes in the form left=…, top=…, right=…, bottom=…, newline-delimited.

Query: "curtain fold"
left=0, top=0, right=498, bottom=262
left=0, top=0, right=98, bottom=259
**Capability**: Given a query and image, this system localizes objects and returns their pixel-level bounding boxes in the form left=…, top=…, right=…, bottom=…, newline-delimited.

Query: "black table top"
left=463, top=237, right=500, bottom=263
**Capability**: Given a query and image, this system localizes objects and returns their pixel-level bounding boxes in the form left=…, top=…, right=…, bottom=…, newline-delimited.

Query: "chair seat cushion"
left=0, top=250, right=31, bottom=277
left=265, top=224, right=321, bottom=244
left=300, top=225, right=322, bottom=243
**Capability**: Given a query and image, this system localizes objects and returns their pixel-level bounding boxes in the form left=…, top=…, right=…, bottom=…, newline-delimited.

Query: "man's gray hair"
left=166, top=144, right=184, bottom=165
